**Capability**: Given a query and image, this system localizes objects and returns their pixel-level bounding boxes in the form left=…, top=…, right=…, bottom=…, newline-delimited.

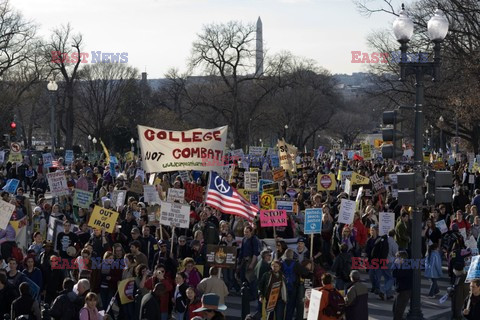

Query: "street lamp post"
left=393, top=5, right=449, bottom=320
left=47, top=80, right=58, bottom=154
left=130, top=138, right=135, bottom=152
left=87, top=135, right=92, bottom=153
left=284, top=124, right=288, bottom=140
left=92, top=137, right=97, bottom=156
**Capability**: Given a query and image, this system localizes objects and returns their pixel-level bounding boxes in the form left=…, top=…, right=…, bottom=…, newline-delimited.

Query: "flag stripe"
left=206, top=197, right=254, bottom=221
left=206, top=191, right=257, bottom=219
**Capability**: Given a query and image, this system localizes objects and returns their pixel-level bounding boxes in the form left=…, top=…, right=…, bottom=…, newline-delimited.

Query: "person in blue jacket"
left=424, top=243, right=442, bottom=297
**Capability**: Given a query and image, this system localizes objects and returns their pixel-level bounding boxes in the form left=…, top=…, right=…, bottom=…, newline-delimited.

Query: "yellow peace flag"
left=118, top=278, right=135, bottom=304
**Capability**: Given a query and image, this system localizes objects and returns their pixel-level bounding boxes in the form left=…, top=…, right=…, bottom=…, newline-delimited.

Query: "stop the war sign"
left=260, top=209, right=287, bottom=227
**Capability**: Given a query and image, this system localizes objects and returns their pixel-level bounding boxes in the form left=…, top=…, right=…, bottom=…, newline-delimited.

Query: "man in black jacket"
left=463, top=279, right=480, bottom=319
left=11, top=282, right=41, bottom=320
left=0, top=273, right=18, bottom=317
left=50, top=278, right=79, bottom=320
left=392, top=251, right=413, bottom=320
left=140, top=283, right=163, bottom=320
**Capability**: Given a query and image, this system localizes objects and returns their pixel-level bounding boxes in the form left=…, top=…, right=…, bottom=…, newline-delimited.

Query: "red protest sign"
left=184, top=182, right=204, bottom=203
left=260, top=209, right=287, bottom=227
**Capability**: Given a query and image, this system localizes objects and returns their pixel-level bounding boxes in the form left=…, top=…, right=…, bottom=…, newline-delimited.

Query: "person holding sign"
left=258, top=260, right=287, bottom=320
left=462, top=279, right=480, bottom=319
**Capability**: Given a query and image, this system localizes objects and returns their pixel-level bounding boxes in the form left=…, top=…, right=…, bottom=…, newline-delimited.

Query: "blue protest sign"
left=43, top=153, right=53, bottom=168
left=270, top=155, right=280, bottom=168
left=110, top=155, right=118, bottom=164
left=304, top=208, right=323, bottom=234
left=277, top=200, right=294, bottom=212
left=466, top=255, right=480, bottom=282
left=2, top=179, right=20, bottom=194
left=250, top=192, right=259, bottom=206
left=259, top=179, right=274, bottom=195
left=65, top=150, right=74, bottom=165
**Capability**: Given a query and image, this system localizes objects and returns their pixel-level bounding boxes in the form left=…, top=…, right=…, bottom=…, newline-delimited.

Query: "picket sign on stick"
left=170, top=227, right=175, bottom=256
left=310, top=235, right=314, bottom=260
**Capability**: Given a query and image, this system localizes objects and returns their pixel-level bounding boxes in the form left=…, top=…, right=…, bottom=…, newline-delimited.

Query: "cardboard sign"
left=379, top=212, right=395, bottom=236
left=129, top=180, right=144, bottom=194
left=307, top=289, right=323, bottom=320
left=260, top=193, right=275, bottom=210
left=304, top=208, right=323, bottom=234
left=2, top=179, right=20, bottom=194
left=244, top=171, right=259, bottom=191
left=266, top=281, right=281, bottom=313
left=167, top=188, right=185, bottom=203
left=112, top=190, right=127, bottom=208
left=137, top=125, right=228, bottom=173
left=73, top=189, right=93, bottom=209
left=0, top=200, right=15, bottom=229
left=206, top=245, right=237, bottom=269
left=159, top=201, right=190, bottom=228
left=337, top=199, right=356, bottom=225
left=88, top=205, right=119, bottom=233
left=260, top=209, right=287, bottom=227
left=263, top=182, right=280, bottom=196
left=273, top=168, right=285, bottom=182
left=46, top=171, right=70, bottom=197
left=65, top=150, right=74, bottom=165
left=43, top=153, right=54, bottom=168
left=317, top=173, right=337, bottom=191
left=351, top=172, right=370, bottom=185
left=143, top=185, right=160, bottom=204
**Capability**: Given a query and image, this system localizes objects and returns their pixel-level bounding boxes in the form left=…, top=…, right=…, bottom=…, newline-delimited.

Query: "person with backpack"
left=374, top=229, right=397, bottom=301
left=392, top=251, right=413, bottom=320
left=281, top=249, right=298, bottom=320
left=318, top=273, right=345, bottom=320
left=50, top=278, right=80, bottom=320
left=258, top=260, right=287, bottom=320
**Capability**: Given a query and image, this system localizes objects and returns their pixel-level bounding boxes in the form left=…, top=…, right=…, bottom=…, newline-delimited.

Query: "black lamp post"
left=393, top=4, right=449, bottom=320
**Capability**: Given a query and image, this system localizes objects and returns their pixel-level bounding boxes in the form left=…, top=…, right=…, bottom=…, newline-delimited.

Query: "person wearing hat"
left=293, top=237, right=309, bottom=263
left=193, top=293, right=227, bottom=320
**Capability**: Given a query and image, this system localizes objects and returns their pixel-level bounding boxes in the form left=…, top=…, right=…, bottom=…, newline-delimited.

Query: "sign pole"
left=273, top=226, right=276, bottom=239
left=170, top=226, right=175, bottom=256
left=310, top=234, right=314, bottom=260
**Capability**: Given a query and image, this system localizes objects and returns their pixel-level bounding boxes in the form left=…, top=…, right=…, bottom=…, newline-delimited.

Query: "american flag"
left=206, top=172, right=258, bottom=222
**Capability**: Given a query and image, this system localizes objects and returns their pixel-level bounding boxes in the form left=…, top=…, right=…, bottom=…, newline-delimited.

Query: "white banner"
left=379, top=212, right=395, bottom=236
left=338, top=199, right=356, bottom=225
left=46, top=171, right=70, bottom=197
left=277, top=138, right=296, bottom=172
left=167, top=188, right=185, bottom=203
left=143, top=185, right=160, bottom=204
left=137, top=125, right=228, bottom=173
left=0, top=200, right=15, bottom=230
left=159, top=201, right=190, bottom=228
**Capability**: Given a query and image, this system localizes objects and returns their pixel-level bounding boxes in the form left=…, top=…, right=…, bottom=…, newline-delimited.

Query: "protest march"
left=0, top=123, right=479, bottom=320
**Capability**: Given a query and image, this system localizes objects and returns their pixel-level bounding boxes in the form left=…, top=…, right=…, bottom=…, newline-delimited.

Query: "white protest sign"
left=344, top=179, right=352, bottom=196
left=460, top=228, right=467, bottom=240
left=159, top=201, right=190, bottom=228
left=379, top=212, right=395, bottom=236
left=137, top=125, right=228, bottom=173
left=249, top=146, right=264, bottom=156
left=337, top=199, right=356, bottom=225
left=465, top=236, right=478, bottom=250
left=112, top=190, right=127, bottom=208
left=0, top=200, right=15, bottom=229
left=135, top=168, right=145, bottom=182
left=466, top=255, right=480, bottom=282
left=143, top=185, right=160, bottom=204
left=46, top=171, right=70, bottom=197
left=307, top=289, right=323, bottom=320
left=167, top=188, right=185, bottom=203
left=355, top=186, right=364, bottom=210
left=178, top=171, right=190, bottom=183
left=244, top=171, right=259, bottom=191
left=435, top=220, right=448, bottom=234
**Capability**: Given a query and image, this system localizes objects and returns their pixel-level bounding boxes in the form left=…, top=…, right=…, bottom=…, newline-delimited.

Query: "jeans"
left=100, top=287, right=113, bottom=311
left=375, top=263, right=394, bottom=297
left=335, top=278, right=351, bottom=292
left=428, top=278, right=439, bottom=296
left=160, top=313, right=168, bottom=320
left=285, top=289, right=296, bottom=320
left=223, top=267, right=240, bottom=291
left=369, top=269, right=379, bottom=292
left=175, top=312, right=184, bottom=320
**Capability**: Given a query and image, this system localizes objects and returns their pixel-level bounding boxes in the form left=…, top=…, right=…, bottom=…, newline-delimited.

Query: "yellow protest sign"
left=249, top=168, right=259, bottom=172
left=8, top=152, right=23, bottom=163
left=317, top=174, right=337, bottom=191
left=260, top=193, right=275, bottom=210
left=237, top=189, right=250, bottom=201
left=118, top=278, right=135, bottom=304
left=374, top=139, right=383, bottom=149
left=351, top=172, right=370, bottom=185
left=361, top=144, right=372, bottom=160
left=473, top=163, right=480, bottom=173
left=125, top=151, right=134, bottom=162
left=337, top=169, right=343, bottom=181
left=88, top=205, right=119, bottom=233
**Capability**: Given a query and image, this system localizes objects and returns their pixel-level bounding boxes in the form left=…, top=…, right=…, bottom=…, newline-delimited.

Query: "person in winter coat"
left=258, top=260, right=287, bottom=320
left=423, top=218, right=442, bottom=249
left=173, top=272, right=189, bottom=320
left=139, top=283, right=163, bottom=320
left=332, top=244, right=352, bottom=291
left=463, top=279, right=480, bottom=319
left=424, top=243, right=442, bottom=297
left=295, top=259, right=314, bottom=320
left=365, top=225, right=379, bottom=294
left=345, top=270, right=368, bottom=320
left=79, top=292, right=103, bottom=320
left=185, top=286, right=202, bottom=320
left=353, top=212, right=368, bottom=256
left=11, top=282, right=41, bottom=320
left=318, top=273, right=342, bottom=320
left=395, top=212, right=410, bottom=251
left=50, top=278, right=79, bottom=320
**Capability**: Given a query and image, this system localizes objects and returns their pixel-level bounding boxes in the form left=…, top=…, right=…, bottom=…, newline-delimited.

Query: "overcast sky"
left=11, top=0, right=398, bottom=78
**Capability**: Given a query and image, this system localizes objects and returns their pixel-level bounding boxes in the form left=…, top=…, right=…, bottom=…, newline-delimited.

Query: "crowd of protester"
left=0, top=150, right=480, bottom=320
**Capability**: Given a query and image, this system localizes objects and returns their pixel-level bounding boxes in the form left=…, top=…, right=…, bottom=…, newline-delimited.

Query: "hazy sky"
left=11, top=0, right=398, bottom=78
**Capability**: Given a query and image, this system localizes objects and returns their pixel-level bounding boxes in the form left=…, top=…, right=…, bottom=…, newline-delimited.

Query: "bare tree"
left=46, top=24, right=83, bottom=149
left=0, top=0, right=36, bottom=79
left=75, top=62, right=138, bottom=141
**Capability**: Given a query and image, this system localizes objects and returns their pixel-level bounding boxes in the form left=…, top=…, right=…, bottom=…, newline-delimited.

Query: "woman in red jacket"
left=185, top=286, right=202, bottom=319
left=353, top=212, right=368, bottom=257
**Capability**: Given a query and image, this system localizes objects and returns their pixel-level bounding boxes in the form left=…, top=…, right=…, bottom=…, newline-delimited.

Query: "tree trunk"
left=65, top=87, right=75, bottom=149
